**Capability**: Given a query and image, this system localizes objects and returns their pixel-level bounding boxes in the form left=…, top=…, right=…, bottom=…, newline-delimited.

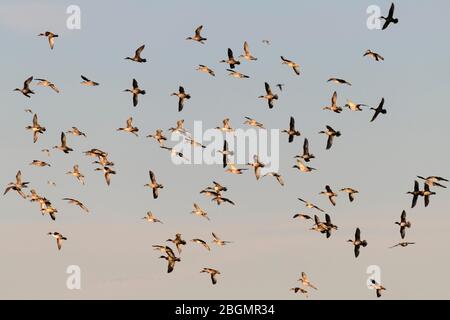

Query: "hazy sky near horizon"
left=1, top=0, right=450, bottom=300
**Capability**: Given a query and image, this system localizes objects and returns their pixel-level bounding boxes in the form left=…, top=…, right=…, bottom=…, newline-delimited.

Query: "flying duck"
left=344, top=100, right=368, bottom=111
left=225, top=163, right=247, bottom=175
left=35, top=78, right=60, bottom=93
left=293, top=213, right=312, bottom=220
left=347, top=228, right=368, bottom=258
left=196, top=65, right=215, bottom=76
left=218, top=140, right=233, bottom=168
left=168, top=119, right=187, bottom=135
left=319, top=125, right=341, bottom=150
left=94, top=166, right=116, bottom=186
left=340, top=188, right=359, bottom=202
left=117, top=117, right=139, bottom=137
left=282, top=116, right=301, bottom=143
left=423, top=183, right=435, bottom=207
left=262, top=172, right=285, bottom=186
left=417, top=176, right=448, bottom=189
left=124, top=79, right=146, bottom=107
left=220, top=48, right=240, bottom=69
left=66, top=165, right=85, bottom=185
left=4, top=171, right=29, bottom=199
left=407, top=180, right=422, bottom=208
left=142, top=211, right=163, bottom=223
left=80, top=75, right=99, bottom=86
left=320, top=185, right=337, bottom=206
left=293, top=159, right=316, bottom=173
left=160, top=146, right=189, bottom=161
left=144, top=170, right=164, bottom=199
left=26, top=114, right=46, bottom=143
left=14, top=76, right=34, bottom=98
left=323, top=91, right=342, bottom=113
left=167, top=233, right=186, bottom=254
left=247, top=155, right=265, bottom=180
left=299, top=272, right=318, bottom=290
left=209, top=192, right=235, bottom=206
left=294, top=138, right=315, bottom=162
left=239, top=41, right=257, bottom=61
left=212, top=232, right=232, bottom=246
left=280, top=56, right=300, bottom=75
left=29, top=160, right=51, bottom=167
left=53, top=132, right=73, bottom=154
left=395, top=210, right=411, bottom=239
left=191, top=203, right=210, bottom=221
left=147, top=129, right=167, bottom=146
left=297, top=198, right=324, bottom=212
left=227, top=69, right=249, bottom=79
left=171, top=86, right=191, bottom=112
left=125, top=44, right=147, bottom=63
left=215, top=118, right=234, bottom=133
left=259, top=82, right=278, bottom=109
left=380, top=3, right=399, bottom=30
left=38, top=31, right=58, bottom=49
left=191, top=239, right=210, bottom=251
left=62, top=198, right=89, bottom=213
left=369, top=279, right=386, bottom=298
left=48, top=232, right=67, bottom=250
left=67, top=127, right=87, bottom=137
left=290, top=287, right=308, bottom=298
left=364, top=49, right=384, bottom=61
left=244, top=116, right=265, bottom=129
left=201, top=268, right=221, bottom=285
left=327, top=78, right=351, bottom=86
left=389, top=241, right=415, bottom=249
left=186, top=25, right=207, bottom=43
left=370, top=98, right=387, bottom=122
left=159, top=250, right=181, bottom=273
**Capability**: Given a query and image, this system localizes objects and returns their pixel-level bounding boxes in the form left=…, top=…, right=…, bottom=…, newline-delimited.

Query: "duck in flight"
left=67, top=127, right=87, bottom=138
left=380, top=3, right=399, bottom=30
left=344, top=100, right=368, bottom=112
left=327, top=78, right=351, bottom=86
left=29, top=160, right=51, bottom=167
left=94, top=166, right=116, bottom=186
left=209, top=191, right=235, bottom=206
left=239, top=41, right=257, bottom=61
left=4, top=171, right=29, bottom=199
left=145, top=170, right=164, bottom=199
left=293, top=213, right=312, bottom=220
left=124, top=79, right=146, bottom=107
left=53, top=132, right=73, bottom=154
left=142, top=211, right=163, bottom=224
left=407, top=180, right=422, bottom=208
left=196, top=65, right=215, bottom=77
left=117, top=117, right=139, bottom=137
left=311, top=214, right=337, bottom=239
left=298, top=198, right=324, bottom=212
left=171, top=86, right=191, bottom=112
left=290, top=287, right=309, bottom=298
left=62, top=198, right=89, bottom=213
left=191, top=203, right=210, bottom=221
left=38, top=31, right=58, bottom=49
left=216, top=118, right=234, bottom=133
left=167, top=233, right=187, bottom=254
left=347, top=228, right=368, bottom=258
left=201, top=268, right=221, bottom=285
left=212, top=232, right=232, bottom=246
left=225, top=163, right=247, bottom=175
left=293, top=159, right=316, bottom=173
left=294, top=138, right=315, bottom=162
left=168, top=119, right=187, bottom=135
left=417, top=176, right=448, bottom=189
left=280, top=56, right=300, bottom=75
left=191, top=239, right=210, bottom=251
left=220, top=48, right=240, bottom=69
left=247, top=155, right=265, bottom=180
left=26, top=114, right=46, bottom=143
left=244, top=117, right=265, bottom=129
left=80, top=75, right=99, bottom=86
left=14, top=76, right=34, bottom=98
left=259, top=82, right=278, bottom=109
left=48, top=232, right=67, bottom=250
left=282, top=116, right=301, bottom=143
left=389, top=241, right=415, bottom=249
left=369, top=279, right=386, bottom=298
left=186, top=25, right=207, bottom=44
left=422, top=184, right=436, bottom=207
left=340, top=188, right=359, bottom=202
left=35, top=78, right=60, bottom=93
left=160, top=145, right=189, bottom=161
left=323, top=91, right=342, bottom=113
left=159, top=247, right=181, bottom=273
left=364, top=49, right=384, bottom=61
left=147, top=129, right=167, bottom=146
left=66, top=164, right=85, bottom=185
left=370, top=98, right=387, bottom=122
left=395, top=210, right=411, bottom=239
left=218, top=140, right=233, bottom=168
left=227, top=69, right=249, bottom=79
left=319, top=125, right=341, bottom=150
left=262, top=172, right=284, bottom=186
left=320, top=185, right=337, bottom=206
left=299, top=272, right=318, bottom=290
left=125, top=44, right=147, bottom=63
left=201, top=181, right=228, bottom=194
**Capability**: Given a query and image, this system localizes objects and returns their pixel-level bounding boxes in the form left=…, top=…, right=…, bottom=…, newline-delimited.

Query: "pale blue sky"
left=1, top=0, right=450, bottom=299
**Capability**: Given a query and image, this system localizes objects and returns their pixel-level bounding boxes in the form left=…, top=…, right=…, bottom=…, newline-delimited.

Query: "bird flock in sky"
left=3, top=3, right=447, bottom=298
